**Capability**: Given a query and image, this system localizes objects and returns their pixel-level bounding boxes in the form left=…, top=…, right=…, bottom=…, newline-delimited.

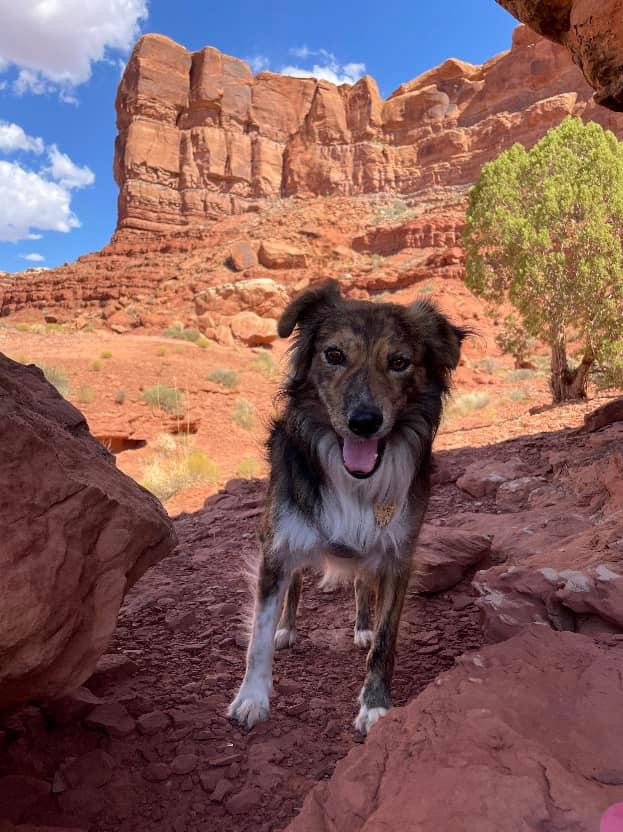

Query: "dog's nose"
left=348, top=407, right=383, bottom=438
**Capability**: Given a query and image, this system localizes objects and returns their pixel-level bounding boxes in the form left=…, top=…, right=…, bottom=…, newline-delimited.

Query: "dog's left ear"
left=408, top=299, right=468, bottom=375
left=278, top=279, right=342, bottom=338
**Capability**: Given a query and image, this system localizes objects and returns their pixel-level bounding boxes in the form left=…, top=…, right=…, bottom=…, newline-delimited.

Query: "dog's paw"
left=353, top=628, right=374, bottom=649
left=354, top=704, right=388, bottom=735
left=228, top=688, right=270, bottom=729
left=274, top=627, right=297, bottom=650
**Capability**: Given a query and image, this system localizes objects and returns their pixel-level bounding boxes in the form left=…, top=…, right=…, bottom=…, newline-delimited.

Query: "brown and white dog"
left=228, top=279, right=466, bottom=734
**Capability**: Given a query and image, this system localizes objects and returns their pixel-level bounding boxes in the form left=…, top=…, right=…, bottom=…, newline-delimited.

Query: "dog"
left=228, top=279, right=466, bottom=734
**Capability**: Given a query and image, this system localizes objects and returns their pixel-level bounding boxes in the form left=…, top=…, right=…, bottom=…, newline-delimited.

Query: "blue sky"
left=0, top=0, right=517, bottom=273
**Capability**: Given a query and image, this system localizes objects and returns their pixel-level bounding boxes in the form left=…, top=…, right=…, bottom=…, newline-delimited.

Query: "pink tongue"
left=342, top=437, right=379, bottom=474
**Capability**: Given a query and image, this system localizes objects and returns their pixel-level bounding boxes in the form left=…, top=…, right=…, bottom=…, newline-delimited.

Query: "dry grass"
left=38, top=365, right=70, bottom=397
left=76, top=386, right=96, bottom=404
left=447, top=390, right=491, bottom=417
left=232, top=398, right=255, bottom=430
left=142, top=440, right=219, bottom=501
left=236, top=455, right=261, bottom=479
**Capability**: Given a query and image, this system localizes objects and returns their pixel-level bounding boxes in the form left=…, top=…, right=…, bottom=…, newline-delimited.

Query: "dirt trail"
left=0, top=472, right=483, bottom=832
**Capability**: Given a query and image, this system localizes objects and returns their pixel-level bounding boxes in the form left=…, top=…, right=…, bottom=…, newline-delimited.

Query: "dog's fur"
left=228, top=279, right=466, bottom=734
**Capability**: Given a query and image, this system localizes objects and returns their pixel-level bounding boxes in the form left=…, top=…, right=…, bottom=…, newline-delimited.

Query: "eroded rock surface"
left=288, top=626, right=623, bottom=832
left=0, top=355, right=176, bottom=707
left=114, top=26, right=623, bottom=232
left=498, top=0, right=623, bottom=110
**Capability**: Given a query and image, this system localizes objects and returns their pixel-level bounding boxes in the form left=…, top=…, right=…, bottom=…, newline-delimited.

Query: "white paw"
left=274, top=627, right=297, bottom=650
left=353, top=628, right=374, bottom=649
left=354, top=704, right=388, bottom=735
left=227, top=686, right=270, bottom=729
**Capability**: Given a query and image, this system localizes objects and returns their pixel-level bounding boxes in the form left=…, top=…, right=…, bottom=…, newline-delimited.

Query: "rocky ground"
left=0, top=389, right=621, bottom=832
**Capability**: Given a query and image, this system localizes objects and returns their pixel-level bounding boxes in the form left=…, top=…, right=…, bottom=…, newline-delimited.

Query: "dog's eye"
left=388, top=355, right=411, bottom=372
left=324, top=347, right=346, bottom=366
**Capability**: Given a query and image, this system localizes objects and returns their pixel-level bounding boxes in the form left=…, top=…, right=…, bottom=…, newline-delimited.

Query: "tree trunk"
left=550, top=341, right=594, bottom=402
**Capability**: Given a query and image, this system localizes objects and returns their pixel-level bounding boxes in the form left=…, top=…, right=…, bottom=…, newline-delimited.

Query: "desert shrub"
left=153, top=433, right=177, bottom=455
left=76, top=386, right=96, bottom=404
left=506, top=368, right=538, bottom=382
left=473, top=357, right=502, bottom=374
left=252, top=351, right=277, bottom=378
left=114, top=388, right=126, bottom=405
left=237, top=455, right=261, bottom=479
left=142, top=447, right=219, bottom=501
left=208, top=368, right=239, bottom=389
left=465, top=116, right=623, bottom=402
left=232, top=398, right=255, bottom=430
left=142, top=384, right=184, bottom=416
left=91, top=360, right=102, bottom=372
left=101, top=351, right=113, bottom=359
left=38, top=365, right=70, bottom=398
left=448, top=391, right=491, bottom=416
left=506, top=388, right=529, bottom=402
left=164, top=322, right=203, bottom=343
left=495, top=315, right=534, bottom=368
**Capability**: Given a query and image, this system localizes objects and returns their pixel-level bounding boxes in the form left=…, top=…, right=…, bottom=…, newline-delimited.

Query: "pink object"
left=342, top=437, right=379, bottom=474
left=601, top=804, right=623, bottom=832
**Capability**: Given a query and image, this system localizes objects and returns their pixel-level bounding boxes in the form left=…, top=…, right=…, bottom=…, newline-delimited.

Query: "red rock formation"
left=0, top=355, right=176, bottom=707
left=114, top=25, right=623, bottom=234
left=498, top=1, right=623, bottom=110
left=288, top=626, right=623, bottom=832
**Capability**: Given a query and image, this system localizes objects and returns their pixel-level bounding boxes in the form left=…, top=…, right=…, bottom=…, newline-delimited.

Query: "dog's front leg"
left=228, top=550, right=289, bottom=729
left=354, top=564, right=410, bottom=735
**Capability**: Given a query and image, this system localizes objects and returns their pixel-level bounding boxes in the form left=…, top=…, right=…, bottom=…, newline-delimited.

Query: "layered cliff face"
left=498, top=0, right=623, bottom=110
left=114, top=25, right=623, bottom=234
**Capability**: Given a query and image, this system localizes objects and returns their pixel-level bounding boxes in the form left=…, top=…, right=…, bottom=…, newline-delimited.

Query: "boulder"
left=258, top=241, right=308, bottom=270
left=456, top=456, right=531, bottom=498
left=288, top=626, right=623, bottom=832
left=195, top=277, right=288, bottom=318
left=412, top=525, right=492, bottom=593
left=229, top=241, right=258, bottom=271
left=0, top=355, right=176, bottom=707
left=230, top=311, right=278, bottom=346
left=583, top=397, right=623, bottom=432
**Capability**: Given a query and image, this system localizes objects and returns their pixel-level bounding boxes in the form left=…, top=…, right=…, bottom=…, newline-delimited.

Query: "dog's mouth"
left=339, top=435, right=386, bottom=479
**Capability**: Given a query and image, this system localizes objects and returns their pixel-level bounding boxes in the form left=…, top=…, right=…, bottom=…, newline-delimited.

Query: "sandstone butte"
left=2, top=24, right=623, bottom=332
left=498, top=0, right=623, bottom=111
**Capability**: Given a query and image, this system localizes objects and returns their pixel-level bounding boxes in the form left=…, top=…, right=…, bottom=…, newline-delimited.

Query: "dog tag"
left=373, top=502, right=396, bottom=528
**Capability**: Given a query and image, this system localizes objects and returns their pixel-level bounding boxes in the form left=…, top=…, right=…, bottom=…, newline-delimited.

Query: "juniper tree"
left=464, top=116, right=623, bottom=402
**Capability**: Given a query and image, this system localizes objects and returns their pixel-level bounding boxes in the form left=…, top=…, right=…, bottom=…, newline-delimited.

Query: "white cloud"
left=0, top=121, right=44, bottom=154
left=21, top=252, right=45, bottom=262
left=246, top=54, right=270, bottom=73
left=0, top=0, right=148, bottom=97
left=281, top=57, right=366, bottom=86
left=0, top=120, right=95, bottom=242
left=46, top=146, right=95, bottom=189
left=0, top=161, right=80, bottom=242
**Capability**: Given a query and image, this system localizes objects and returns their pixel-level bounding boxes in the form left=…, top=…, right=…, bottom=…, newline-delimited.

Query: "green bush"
left=252, top=351, right=277, bottom=378
left=237, top=455, right=261, bottom=478
left=142, top=447, right=219, bottom=501
left=208, top=368, right=239, bottom=389
left=76, top=386, right=96, bottom=404
left=164, top=322, right=203, bottom=343
left=142, top=384, right=185, bottom=416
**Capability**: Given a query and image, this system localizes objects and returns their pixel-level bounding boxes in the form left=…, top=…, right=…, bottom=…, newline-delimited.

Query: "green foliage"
left=142, top=384, right=184, bottom=415
left=495, top=315, right=533, bottom=368
left=464, top=117, right=623, bottom=399
left=38, top=365, right=70, bottom=398
left=164, top=322, right=203, bottom=343
left=208, top=368, right=239, bottom=389
left=232, top=398, right=255, bottom=430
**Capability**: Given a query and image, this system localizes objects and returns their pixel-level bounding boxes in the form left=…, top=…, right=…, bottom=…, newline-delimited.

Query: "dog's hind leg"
left=275, top=571, right=302, bottom=650
left=353, top=575, right=375, bottom=649
left=354, top=564, right=410, bottom=735
left=228, top=551, right=289, bottom=728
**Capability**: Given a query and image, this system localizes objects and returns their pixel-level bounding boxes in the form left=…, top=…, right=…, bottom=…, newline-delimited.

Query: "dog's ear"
left=278, top=279, right=342, bottom=338
left=408, top=299, right=468, bottom=375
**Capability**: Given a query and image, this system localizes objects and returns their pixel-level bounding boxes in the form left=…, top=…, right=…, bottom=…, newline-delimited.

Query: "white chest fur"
left=272, top=434, right=417, bottom=572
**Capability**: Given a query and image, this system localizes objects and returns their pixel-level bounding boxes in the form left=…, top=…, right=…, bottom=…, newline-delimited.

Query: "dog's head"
left=278, top=279, right=467, bottom=479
